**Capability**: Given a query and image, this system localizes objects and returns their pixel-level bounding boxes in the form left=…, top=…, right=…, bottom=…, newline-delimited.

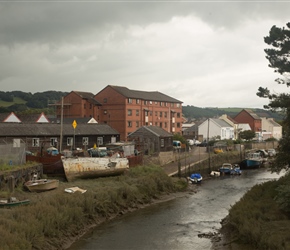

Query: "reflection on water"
left=69, top=168, right=283, bottom=250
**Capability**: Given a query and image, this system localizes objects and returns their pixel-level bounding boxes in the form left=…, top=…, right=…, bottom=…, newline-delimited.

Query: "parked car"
left=267, top=149, right=276, bottom=157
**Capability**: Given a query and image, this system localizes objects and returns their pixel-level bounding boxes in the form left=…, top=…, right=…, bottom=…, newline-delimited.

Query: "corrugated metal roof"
left=109, top=85, right=182, bottom=103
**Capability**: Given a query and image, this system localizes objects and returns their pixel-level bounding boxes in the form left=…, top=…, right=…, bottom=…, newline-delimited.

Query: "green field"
left=0, top=97, right=26, bottom=107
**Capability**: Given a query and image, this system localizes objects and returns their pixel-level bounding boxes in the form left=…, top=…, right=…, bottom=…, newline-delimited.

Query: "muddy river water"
left=69, top=168, right=283, bottom=250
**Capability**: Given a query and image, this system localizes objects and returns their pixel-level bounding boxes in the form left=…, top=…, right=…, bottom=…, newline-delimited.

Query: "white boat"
left=24, top=179, right=59, bottom=192
left=61, top=156, right=129, bottom=182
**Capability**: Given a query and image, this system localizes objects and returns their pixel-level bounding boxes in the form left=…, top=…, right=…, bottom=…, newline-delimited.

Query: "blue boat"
left=188, top=173, right=203, bottom=183
left=220, top=163, right=242, bottom=175
left=240, top=152, right=263, bottom=169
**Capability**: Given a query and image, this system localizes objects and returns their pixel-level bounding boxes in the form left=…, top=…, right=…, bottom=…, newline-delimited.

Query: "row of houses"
left=0, top=86, right=282, bottom=157
left=183, top=109, right=282, bottom=142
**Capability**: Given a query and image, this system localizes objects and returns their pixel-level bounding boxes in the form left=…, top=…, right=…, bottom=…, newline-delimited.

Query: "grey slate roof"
left=108, top=85, right=182, bottom=103
left=211, top=118, right=233, bottom=127
left=0, top=123, right=119, bottom=136
left=72, top=91, right=101, bottom=106
left=243, top=109, right=261, bottom=120
left=129, top=125, right=173, bottom=137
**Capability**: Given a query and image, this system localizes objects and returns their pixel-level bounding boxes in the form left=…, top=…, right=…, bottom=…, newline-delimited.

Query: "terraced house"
left=55, top=85, right=183, bottom=141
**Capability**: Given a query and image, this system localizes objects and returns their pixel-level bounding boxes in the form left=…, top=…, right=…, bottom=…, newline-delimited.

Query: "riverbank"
left=0, top=165, right=192, bottom=250
left=214, top=169, right=290, bottom=250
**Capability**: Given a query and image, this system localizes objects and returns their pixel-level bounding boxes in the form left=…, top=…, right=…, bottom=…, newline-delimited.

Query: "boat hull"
left=0, top=198, right=30, bottom=208
left=25, top=179, right=59, bottom=192
left=26, top=154, right=65, bottom=177
left=240, top=159, right=262, bottom=169
left=61, top=157, right=129, bottom=182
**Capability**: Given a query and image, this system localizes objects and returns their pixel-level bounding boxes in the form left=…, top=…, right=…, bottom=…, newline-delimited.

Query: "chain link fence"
left=0, top=140, right=26, bottom=166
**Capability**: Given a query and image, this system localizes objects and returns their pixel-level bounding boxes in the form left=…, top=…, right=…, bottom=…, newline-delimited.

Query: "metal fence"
left=0, top=140, right=26, bottom=166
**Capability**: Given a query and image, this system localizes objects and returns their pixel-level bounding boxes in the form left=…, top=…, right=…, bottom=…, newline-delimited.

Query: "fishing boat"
left=240, top=152, right=263, bottom=169
left=61, top=155, right=129, bottom=182
left=24, top=179, right=59, bottom=192
left=0, top=197, right=30, bottom=208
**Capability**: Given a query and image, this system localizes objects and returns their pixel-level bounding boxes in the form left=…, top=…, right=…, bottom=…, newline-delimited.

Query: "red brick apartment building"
left=56, top=86, right=183, bottom=141
left=55, top=91, right=102, bottom=119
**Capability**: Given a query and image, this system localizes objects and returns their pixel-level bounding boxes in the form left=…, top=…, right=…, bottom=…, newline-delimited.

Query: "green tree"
left=257, top=22, right=290, bottom=173
left=239, top=130, right=256, bottom=141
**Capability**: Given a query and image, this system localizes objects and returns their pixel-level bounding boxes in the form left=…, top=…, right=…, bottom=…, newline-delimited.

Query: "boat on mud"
left=240, top=152, right=263, bottom=169
left=61, top=154, right=129, bottom=182
left=24, top=179, right=59, bottom=192
left=219, top=163, right=242, bottom=175
left=188, top=173, right=203, bottom=183
left=26, top=147, right=65, bottom=177
left=0, top=197, right=30, bottom=208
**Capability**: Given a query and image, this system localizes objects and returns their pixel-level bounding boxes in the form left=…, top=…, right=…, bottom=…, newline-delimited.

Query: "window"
left=50, top=138, right=57, bottom=146
left=104, top=110, right=107, bottom=114
left=160, top=102, right=163, bottom=106
left=144, top=100, right=148, bottom=105
left=160, top=139, right=164, bottom=147
left=177, top=112, right=180, bottom=118
left=164, top=112, right=167, bottom=118
left=82, top=137, right=89, bottom=145
left=13, top=139, right=21, bottom=148
left=103, top=98, right=107, bottom=103
left=177, top=103, right=180, bottom=108
left=160, top=111, right=162, bottom=117
left=128, top=98, right=132, bottom=104
left=136, top=110, right=139, bottom=116
left=67, top=137, right=73, bottom=146
left=136, top=99, right=140, bottom=104
left=155, top=111, right=158, bottom=116
left=32, top=138, right=39, bottom=147
left=160, top=122, right=162, bottom=128
left=149, top=101, right=152, bottom=104
left=177, top=122, right=181, bottom=128
left=164, top=122, right=167, bottom=128
left=127, top=121, right=132, bottom=127
left=171, top=103, right=174, bottom=107
left=136, top=121, right=140, bottom=128
left=165, top=102, right=168, bottom=106
left=128, top=109, right=132, bottom=116
left=97, top=137, right=103, bottom=146
left=150, top=111, right=152, bottom=116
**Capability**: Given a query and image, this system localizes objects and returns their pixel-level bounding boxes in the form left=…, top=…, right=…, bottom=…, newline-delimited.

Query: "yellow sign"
left=72, top=120, right=77, bottom=129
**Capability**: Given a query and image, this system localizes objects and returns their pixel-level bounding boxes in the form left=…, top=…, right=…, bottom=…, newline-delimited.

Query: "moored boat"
left=240, top=152, right=263, bottom=169
left=61, top=156, right=129, bottom=182
left=188, top=173, right=203, bottom=183
left=24, top=179, right=59, bottom=192
left=26, top=147, right=65, bottom=177
left=219, top=163, right=242, bottom=175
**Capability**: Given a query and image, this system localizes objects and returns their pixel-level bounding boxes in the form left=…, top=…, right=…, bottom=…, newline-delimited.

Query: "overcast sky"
left=0, top=1, right=289, bottom=108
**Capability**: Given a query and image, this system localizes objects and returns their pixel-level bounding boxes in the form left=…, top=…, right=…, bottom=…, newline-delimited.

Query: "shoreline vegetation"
left=0, top=165, right=190, bottom=250
left=1, top=162, right=290, bottom=250
left=217, top=170, right=290, bottom=250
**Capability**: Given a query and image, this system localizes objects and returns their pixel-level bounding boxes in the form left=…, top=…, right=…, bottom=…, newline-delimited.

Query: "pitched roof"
left=242, top=109, right=261, bottom=120
left=211, top=118, right=233, bottom=127
left=72, top=91, right=102, bottom=105
left=108, top=85, right=182, bottom=103
left=129, top=125, right=173, bottom=137
left=0, top=123, right=118, bottom=137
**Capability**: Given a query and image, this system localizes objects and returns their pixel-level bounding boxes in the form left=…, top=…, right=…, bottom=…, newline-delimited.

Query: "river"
left=68, top=168, right=283, bottom=250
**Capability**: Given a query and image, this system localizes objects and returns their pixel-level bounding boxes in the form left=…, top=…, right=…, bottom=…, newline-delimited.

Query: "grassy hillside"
left=0, top=97, right=26, bottom=107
